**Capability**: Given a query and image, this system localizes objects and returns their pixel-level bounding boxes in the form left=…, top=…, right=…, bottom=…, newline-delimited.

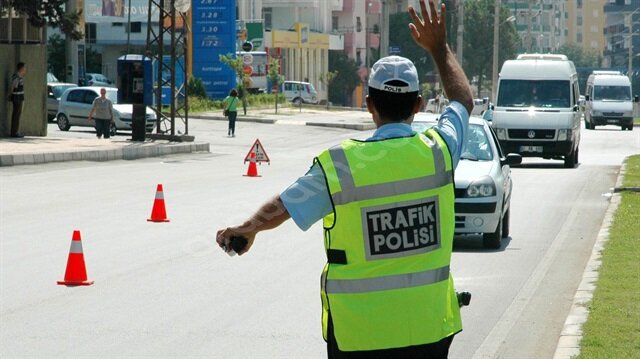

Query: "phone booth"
left=117, top=55, right=153, bottom=141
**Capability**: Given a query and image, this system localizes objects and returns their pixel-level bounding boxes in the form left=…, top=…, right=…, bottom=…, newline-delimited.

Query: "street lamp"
left=491, top=3, right=516, bottom=103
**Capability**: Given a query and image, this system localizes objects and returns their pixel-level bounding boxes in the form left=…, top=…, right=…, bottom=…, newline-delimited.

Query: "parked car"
left=282, top=81, right=318, bottom=105
left=47, top=83, right=77, bottom=121
left=412, top=113, right=522, bottom=249
left=56, top=87, right=156, bottom=136
left=85, top=73, right=114, bottom=87
left=471, top=98, right=488, bottom=116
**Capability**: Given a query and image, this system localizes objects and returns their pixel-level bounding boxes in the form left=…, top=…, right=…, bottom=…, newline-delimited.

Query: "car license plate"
left=520, top=145, right=543, bottom=153
left=607, top=119, right=619, bottom=124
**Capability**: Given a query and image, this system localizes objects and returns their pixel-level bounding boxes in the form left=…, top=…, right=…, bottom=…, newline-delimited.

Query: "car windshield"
left=593, top=85, right=631, bottom=101
left=461, top=124, right=493, bottom=161
left=497, top=80, right=570, bottom=108
left=52, top=85, right=75, bottom=99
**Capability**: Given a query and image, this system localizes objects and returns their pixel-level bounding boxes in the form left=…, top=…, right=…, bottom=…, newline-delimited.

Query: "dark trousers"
left=11, top=98, right=23, bottom=136
left=327, top=317, right=454, bottom=359
left=95, top=119, right=111, bottom=138
left=227, top=111, right=237, bottom=135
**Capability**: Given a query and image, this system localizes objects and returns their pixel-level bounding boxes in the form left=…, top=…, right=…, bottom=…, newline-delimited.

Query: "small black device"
left=226, top=236, right=248, bottom=256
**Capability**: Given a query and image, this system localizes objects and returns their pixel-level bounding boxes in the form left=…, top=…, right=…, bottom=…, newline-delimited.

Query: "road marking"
left=472, top=177, right=592, bottom=359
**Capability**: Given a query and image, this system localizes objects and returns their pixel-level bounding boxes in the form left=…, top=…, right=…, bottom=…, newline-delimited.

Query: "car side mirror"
left=482, top=97, right=489, bottom=105
left=634, top=95, right=639, bottom=103
left=48, top=92, right=55, bottom=98
left=489, top=104, right=495, bottom=110
left=573, top=104, right=579, bottom=112
left=585, top=95, right=590, bottom=101
left=502, top=153, right=522, bottom=166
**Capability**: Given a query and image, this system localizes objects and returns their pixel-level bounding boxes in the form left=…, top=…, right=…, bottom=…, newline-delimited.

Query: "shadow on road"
left=453, top=235, right=513, bottom=253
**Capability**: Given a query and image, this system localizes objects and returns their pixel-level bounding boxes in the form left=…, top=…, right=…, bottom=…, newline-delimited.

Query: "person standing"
left=216, top=0, right=473, bottom=357
left=88, top=88, right=114, bottom=139
left=8, top=62, right=26, bottom=138
left=222, top=89, right=239, bottom=137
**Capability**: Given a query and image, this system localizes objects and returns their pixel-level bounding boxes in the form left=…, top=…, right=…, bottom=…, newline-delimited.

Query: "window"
left=85, top=23, right=96, bottom=44
left=83, top=91, right=98, bottom=104
left=577, top=16, right=582, bottom=26
left=577, top=0, right=582, bottom=8
left=262, top=7, right=272, bottom=30
left=126, top=22, right=141, bottom=33
left=332, top=16, right=338, bottom=32
left=497, top=80, right=571, bottom=108
left=356, top=17, right=362, bottom=32
left=592, top=10, right=598, bottom=17
left=67, top=90, right=84, bottom=103
left=577, top=33, right=583, bottom=42
left=590, top=25, right=598, bottom=33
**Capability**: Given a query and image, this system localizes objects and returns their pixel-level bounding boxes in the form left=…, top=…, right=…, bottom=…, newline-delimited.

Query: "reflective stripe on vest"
left=328, top=145, right=451, bottom=205
left=325, top=264, right=449, bottom=294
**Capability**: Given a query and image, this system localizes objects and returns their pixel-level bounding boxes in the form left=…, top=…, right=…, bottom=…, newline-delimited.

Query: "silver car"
left=413, top=114, right=521, bottom=249
left=56, top=87, right=156, bottom=136
left=47, top=82, right=77, bottom=121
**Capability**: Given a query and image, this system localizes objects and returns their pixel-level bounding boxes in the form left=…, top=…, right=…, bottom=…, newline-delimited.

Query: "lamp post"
left=491, top=0, right=515, bottom=103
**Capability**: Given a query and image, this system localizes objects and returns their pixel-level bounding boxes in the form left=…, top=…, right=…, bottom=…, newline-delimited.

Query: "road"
left=1, top=118, right=638, bottom=358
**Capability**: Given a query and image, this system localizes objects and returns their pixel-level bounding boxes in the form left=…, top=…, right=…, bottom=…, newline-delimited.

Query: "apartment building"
left=603, top=0, right=640, bottom=70
left=566, top=0, right=607, bottom=54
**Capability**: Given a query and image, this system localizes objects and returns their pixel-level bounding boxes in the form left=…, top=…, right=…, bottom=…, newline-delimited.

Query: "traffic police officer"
left=217, top=1, right=473, bottom=357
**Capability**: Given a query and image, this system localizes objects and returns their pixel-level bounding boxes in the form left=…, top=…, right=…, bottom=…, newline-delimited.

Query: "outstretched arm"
left=408, top=0, right=473, bottom=114
left=216, top=195, right=291, bottom=255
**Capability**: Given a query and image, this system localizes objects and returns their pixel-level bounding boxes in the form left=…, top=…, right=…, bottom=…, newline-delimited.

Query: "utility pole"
left=65, top=0, right=81, bottom=84
left=380, top=0, right=388, bottom=57
left=492, top=0, right=500, bottom=102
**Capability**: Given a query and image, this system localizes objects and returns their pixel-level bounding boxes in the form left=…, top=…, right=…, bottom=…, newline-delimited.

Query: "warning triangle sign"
left=244, top=139, right=270, bottom=164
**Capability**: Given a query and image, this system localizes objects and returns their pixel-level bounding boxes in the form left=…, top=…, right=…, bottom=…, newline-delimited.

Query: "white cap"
left=368, top=56, right=419, bottom=93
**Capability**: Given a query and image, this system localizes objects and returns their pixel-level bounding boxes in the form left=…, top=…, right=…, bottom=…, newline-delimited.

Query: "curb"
left=190, top=114, right=278, bottom=124
left=0, top=142, right=210, bottom=167
left=191, top=114, right=374, bottom=130
left=552, top=161, right=626, bottom=358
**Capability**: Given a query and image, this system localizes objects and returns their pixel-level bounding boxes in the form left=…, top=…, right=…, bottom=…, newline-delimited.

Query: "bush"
left=188, top=76, right=207, bottom=99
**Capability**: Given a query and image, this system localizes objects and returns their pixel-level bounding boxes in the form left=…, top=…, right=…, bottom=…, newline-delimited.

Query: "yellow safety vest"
left=315, top=129, right=462, bottom=352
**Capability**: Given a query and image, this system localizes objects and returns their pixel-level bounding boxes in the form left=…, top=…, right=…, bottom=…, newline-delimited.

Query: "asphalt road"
left=1, top=119, right=638, bottom=358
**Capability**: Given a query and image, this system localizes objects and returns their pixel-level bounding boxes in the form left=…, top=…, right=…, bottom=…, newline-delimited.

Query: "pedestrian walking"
left=216, top=1, right=474, bottom=357
left=8, top=62, right=26, bottom=138
left=88, top=88, right=114, bottom=139
left=222, top=89, right=239, bottom=137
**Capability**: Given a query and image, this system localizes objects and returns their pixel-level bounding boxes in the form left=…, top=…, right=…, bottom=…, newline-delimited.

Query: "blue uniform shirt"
left=281, top=101, right=469, bottom=231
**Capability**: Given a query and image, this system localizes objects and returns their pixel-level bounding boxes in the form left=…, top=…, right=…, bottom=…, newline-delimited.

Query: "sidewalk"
left=0, top=106, right=374, bottom=167
left=0, top=136, right=209, bottom=167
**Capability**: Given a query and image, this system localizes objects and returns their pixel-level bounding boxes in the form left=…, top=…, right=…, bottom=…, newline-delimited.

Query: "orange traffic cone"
left=57, top=230, right=94, bottom=286
left=243, top=151, right=260, bottom=177
left=148, top=184, right=170, bottom=222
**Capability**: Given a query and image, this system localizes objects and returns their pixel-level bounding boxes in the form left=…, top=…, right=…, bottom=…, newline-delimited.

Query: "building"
left=603, top=0, right=640, bottom=72
left=566, top=0, right=607, bottom=55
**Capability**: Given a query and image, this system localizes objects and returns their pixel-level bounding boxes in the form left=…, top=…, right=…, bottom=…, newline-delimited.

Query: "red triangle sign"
left=244, top=139, right=270, bottom=163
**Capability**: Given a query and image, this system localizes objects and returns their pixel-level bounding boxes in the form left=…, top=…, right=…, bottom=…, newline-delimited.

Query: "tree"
left=267, top=57, right=284, bottom=113
left=388, top=12, right=435, bottom=79
left=557, top=43, right=602, bottom=68
left=462, top=0, right=519, bottom=97
left=47, top=34, right=66, bottom=81
left=328, top=51, right=361, bottom=106
left=319, top=70, right=338, bottom=110
left=1, top=0, right=82, bottom=40
left=219, top=53, right=248, bottom=115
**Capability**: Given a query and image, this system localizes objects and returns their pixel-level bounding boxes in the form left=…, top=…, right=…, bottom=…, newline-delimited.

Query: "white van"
left=492, top=54, right=581, bottom=168
left=584, top=70, right=638, bottom=131
left=283, top=81, right=318, bottom=105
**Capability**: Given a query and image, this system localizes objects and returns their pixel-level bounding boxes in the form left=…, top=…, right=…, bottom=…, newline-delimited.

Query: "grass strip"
left=576, top=155, right=640, bottom=358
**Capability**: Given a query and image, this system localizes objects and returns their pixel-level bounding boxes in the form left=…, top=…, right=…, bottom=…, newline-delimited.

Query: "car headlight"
left=495, top=128, right=507, bottom=140
left=466, top=176, right=496, bottom=197
left=557, top=129, right=571, bottom=141
left=591, top=110, right=601, bottom=117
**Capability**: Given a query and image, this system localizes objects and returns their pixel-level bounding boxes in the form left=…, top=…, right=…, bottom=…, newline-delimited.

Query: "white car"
left=56, top=87, right=156, bottom=136
left=412, top=114, right=521, bottom=249
left=282, top=81, right=318, bottom=105
left=85, top=73, right=115, bottom=87
left=47, top=82, right=77, bottom=121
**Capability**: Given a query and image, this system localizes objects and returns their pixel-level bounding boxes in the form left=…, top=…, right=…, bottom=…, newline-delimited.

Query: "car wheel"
left=110, top=122, right=117, bottom=137
left=501, top=209, right=510, bottom=238
left=57, top=114, right=70, bottom=131
left=564, top=147, right=577, bottom=168
left=483, top=216, right=502, bottom=249
left=292, top=97, right=302, bottom=106
left=629, top=125, right=634, bottom=131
